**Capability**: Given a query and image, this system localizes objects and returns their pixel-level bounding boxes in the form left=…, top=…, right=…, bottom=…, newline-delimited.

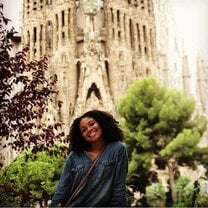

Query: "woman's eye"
left=89, top=122, right=95, bottom=126
left=81, top=129, right=86, bottom=133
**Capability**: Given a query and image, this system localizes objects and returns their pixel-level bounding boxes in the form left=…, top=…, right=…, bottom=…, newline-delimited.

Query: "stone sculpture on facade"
left=21, top=0, right=161, bottom=131
left=74, top=0, right=114, bottom=118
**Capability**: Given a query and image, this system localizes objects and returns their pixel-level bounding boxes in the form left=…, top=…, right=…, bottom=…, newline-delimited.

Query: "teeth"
left=90, top=132, right=96, bottom=137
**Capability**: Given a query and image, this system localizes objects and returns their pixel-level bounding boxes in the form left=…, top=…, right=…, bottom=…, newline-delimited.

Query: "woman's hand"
left=57, top=203, right=62, bottom=207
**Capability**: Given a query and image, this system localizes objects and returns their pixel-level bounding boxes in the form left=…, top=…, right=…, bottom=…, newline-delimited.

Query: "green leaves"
left=118, top=77, right=164, bottom=125
left=160, top=129, right=200, bottom=159
left=173, top=176, right=194, bottom=207
left=129, top=150, right=153, bottom=173
left=0, top=146, right=66, bottom=206
left=118, top=77, right=204, bottom=159
left=117, top=76, right=208, bottom=204
left=159, top=89, right=195, bottom=123
left=146, top=183, right=166, bottom=207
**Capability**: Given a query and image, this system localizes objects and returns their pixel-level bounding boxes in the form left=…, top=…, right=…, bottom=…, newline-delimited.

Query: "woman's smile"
left=80, top=117, right=103, bottom=143
left=87, top=130, right=97, bottom=138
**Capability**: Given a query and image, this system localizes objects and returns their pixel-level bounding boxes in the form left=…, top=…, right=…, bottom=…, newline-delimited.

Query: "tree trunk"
left=167, top=158, right=177, bottom=203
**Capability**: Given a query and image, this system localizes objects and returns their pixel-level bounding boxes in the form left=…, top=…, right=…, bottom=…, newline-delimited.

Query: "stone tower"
left=196, top=58, right=208, bottom=116
left=182, top=55, right=191, bottom=96
left=22, top=0, right=158, bottom=132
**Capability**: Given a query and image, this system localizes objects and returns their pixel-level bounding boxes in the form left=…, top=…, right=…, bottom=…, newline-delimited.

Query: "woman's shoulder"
left=68, top=150, right=83, bottom=158
left=107, top=141, right=126, bottom=151
left=65, top=151, right=85, bottom=167
left=66, top=151, right=82, bottom=162
left=105, top=142, right=127, bottom=160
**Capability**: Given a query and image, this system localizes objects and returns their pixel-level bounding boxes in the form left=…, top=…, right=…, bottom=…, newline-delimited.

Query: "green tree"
left=117, top=76, right=207, bottom=205
left=0, top=145, right=67, bottom=207
left=173, top=176, right=194, bottom=207
left=195, top=181, right=208, bottom=207
left=146, top=183, right=166, bottom=207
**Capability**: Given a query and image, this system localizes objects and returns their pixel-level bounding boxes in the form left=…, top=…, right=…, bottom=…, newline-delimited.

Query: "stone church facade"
left=22, top=0, right=158, bottom=133
left=1, top=0, right=208, bottom=168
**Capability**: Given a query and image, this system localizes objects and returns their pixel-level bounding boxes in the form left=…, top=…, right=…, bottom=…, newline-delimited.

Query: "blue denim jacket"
left=50, top=141, right=128, bottom=207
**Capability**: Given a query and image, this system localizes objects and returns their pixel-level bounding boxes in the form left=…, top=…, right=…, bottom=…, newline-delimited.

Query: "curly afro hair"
left=68, top=110, right=124, bottom=153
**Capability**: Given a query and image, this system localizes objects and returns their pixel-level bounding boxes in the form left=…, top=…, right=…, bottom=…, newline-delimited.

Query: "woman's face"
left=79, top=116, right=103, bottom=143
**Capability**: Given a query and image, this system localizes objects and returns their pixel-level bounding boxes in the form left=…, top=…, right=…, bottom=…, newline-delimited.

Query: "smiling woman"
left=79, top=117, right=104, bottom=155
left=49, top=110, right=128, bottom=207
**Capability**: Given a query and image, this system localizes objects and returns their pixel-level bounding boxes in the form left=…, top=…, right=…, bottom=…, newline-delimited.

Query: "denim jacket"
left=50, top=141, right=128, bottom=207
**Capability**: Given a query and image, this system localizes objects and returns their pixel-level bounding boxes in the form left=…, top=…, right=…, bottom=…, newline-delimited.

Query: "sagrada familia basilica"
left=22, top=0, right=159, bottom=125
left=21, top=0, right=208, bottom=125
left=1, top=0, right=208, bottom=165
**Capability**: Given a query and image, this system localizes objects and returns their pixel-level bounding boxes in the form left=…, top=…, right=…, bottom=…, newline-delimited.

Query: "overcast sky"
left=2, top=0, right=23, bottom=32
left=170, top=0, right=208, bottom=63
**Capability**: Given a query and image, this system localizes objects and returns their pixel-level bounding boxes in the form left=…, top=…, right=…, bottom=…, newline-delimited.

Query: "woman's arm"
left=111, top=143, right=128, bottom=206
left=49, top=155, right=72, bottom=207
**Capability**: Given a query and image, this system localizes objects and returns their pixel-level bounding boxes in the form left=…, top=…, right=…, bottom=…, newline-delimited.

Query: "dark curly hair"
left=68, top=110, right=124, bottom=153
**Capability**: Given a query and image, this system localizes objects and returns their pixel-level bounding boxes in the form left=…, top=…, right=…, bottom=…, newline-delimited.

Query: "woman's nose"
left=87, top=126, right=93, bottom=132
left=86, top=126, right=92, bottom=132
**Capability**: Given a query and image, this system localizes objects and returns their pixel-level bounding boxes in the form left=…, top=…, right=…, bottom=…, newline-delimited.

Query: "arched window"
left=87, top=83, right=102, bottom=100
